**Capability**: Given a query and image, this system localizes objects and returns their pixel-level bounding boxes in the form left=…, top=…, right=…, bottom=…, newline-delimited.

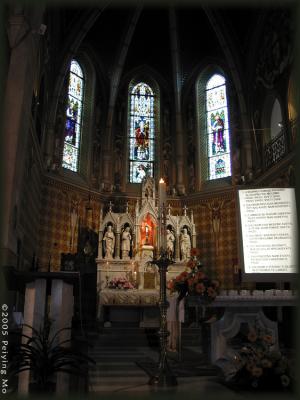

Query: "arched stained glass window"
left=129, top=82, right=155, bottom=183
left=206, top=74, right=231, bottom=180
left=62, top=60, right=84, bottom=172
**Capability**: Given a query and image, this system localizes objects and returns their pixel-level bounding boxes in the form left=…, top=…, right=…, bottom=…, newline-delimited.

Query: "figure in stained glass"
left=129, top=82, right=155, bottom=182
left=211, top=112, right=226, bottom=154
left=65, top=118, right=76, bottom=144
left=205, top=73, right=231, bottom=180
left=134, top=119, right=150, bottom=160
left=62, top=60, right=84, bottom=172
left=135, top=164, right=146, bottom=181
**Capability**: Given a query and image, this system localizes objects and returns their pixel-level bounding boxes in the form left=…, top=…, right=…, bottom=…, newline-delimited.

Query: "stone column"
left=97, top=230, right=104, bottom=259
left=49, top=279, right=74, bottom=395
left=169, top=9, right=185, bottom=195
left=175, top=233, right=180, bottom=262
left=192, top=226, right=196, bottom=248
left=18, top=279, right=47, bottom=395
left=115, top=231, right=121, bottom=260
left=134, top=224, right=140, bottom=259
left=130, top=232, right=135, bottom=259
left=138, top=263, right=144, bottom=290
left=2, top=6, right=45, bottom=264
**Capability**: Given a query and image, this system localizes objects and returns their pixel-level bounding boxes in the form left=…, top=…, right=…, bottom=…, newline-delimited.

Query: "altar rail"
left=98, top=289, right=297, bottom=360
left=99, top=289, right=298, bottom=307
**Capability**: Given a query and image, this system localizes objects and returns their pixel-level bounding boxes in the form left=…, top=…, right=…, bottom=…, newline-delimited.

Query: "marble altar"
left=96, top=177, right=196, bottom=294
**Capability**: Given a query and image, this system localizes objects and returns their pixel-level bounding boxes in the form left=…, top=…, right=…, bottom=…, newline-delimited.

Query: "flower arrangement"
left=167, top=248, right=219, bottom=303
left=108, top=276, right=135, bottom=290
left=217, top=323, right=294, bottom=390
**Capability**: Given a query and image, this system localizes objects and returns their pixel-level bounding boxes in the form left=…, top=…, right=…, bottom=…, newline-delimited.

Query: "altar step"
left=89, top=326, right=203, bottom=347
left=87, top=344, right=217, bottom=393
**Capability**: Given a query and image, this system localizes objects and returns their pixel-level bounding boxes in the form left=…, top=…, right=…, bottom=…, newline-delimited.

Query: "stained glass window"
left=129, top=82, right=155, bottom=183
left=62, top=60, right=84, bottom=172
left=206, top=74, right=231, bottom=180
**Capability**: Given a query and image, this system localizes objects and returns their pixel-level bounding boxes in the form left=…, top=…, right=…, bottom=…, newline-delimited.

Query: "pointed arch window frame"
left=128, top=81, right=155, bottom=183
left=205, top=73, right=231, bottom=180
left=62, top=60, right=85, bottom=172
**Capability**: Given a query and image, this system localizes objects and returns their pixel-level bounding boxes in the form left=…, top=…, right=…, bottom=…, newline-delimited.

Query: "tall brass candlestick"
left=159, top=178, right=167, bottom=250
left=149, top=251, right=177, bottom=386
left=147, top=178, right=177, bottom=386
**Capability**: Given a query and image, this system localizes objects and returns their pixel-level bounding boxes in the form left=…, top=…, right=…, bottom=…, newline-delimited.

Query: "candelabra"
left=148, top=250, right=177, bottom=386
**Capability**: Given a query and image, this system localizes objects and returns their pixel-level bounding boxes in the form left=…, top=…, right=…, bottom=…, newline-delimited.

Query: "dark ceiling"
left=50, top=4, right=293, bottom=90
left=82, top=5, right=244, bottom=84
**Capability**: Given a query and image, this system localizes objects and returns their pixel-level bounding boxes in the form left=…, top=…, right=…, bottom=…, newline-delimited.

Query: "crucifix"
left=183, top=205, right=188, bottom=216
left=109, top=201, right=113, bottom=212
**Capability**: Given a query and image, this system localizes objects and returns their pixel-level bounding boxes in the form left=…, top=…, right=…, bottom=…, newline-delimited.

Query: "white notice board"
left=238, top=188, right=298, bottom=280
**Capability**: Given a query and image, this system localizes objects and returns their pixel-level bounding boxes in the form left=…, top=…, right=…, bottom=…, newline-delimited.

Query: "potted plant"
left=215, top=322, right=294, bottom=391
left=8, top=317, right=95, bottom=393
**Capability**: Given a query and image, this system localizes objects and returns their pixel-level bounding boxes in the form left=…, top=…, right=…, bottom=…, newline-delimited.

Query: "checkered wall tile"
left=38, top=180, right=101, bottom=271
left=37, top=179, right=253, bottom=289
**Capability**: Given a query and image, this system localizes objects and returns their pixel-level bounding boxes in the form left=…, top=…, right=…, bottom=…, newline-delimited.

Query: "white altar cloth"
left=99, top=289, right=159, bottom=306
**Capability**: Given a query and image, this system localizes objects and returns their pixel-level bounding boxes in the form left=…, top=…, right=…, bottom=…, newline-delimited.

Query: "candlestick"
left=148, top=252, right=177, bottom=386
left=159, top=178, right=167, bottom=251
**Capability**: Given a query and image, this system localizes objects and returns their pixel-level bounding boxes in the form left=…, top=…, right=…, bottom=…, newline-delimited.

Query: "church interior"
left=1, top=1, right=298, bottom=397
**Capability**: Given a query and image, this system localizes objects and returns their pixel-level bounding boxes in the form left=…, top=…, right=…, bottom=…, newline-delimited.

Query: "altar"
left=96, top=177, right=196, bottom=295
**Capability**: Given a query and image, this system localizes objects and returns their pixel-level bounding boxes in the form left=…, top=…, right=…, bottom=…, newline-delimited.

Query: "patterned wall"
left=38, top=178, right=101, bottom=271
left=187, top=192, right=240, bottom=289
left=37, top=177, right=248, bottom=290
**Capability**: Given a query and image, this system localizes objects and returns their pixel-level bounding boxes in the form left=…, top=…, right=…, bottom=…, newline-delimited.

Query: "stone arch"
left=46, top=49, right=102, bottom=183
left=43, top=9, right=105, bottom=164
left=126, top=70, right=161, bottom=185
left=195, top=65, right=232, bottom=186
left=261, top=91, right=284, bottom=145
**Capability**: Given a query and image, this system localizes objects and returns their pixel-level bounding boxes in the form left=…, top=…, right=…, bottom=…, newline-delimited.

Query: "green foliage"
left=8, top=317, right=95, bottom=392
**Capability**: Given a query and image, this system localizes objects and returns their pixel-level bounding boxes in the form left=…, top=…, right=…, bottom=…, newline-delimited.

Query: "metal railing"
left=264, top=130, right=287, bottom=169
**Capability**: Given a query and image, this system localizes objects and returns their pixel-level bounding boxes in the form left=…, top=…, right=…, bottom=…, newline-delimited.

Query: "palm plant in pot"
left=8, top=317, right=95, bottom=393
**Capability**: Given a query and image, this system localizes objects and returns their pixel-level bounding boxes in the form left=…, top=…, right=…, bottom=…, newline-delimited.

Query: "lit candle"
left=159, top=178, right=167, bottom=251
left=159, top=178, right=167, bottom=211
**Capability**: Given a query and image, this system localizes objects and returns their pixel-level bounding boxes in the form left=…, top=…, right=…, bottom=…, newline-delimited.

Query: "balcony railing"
left=264, top=131, right=287, bottom=169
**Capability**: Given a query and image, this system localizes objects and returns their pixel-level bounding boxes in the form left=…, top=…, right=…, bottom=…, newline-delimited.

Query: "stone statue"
left=180, top=228, right=191, bottom=261
left=121, top=226, right=132, bottom=259
left=103, top=225, right=115, bottom=259
left=166, top=228, right=175, bottom=259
